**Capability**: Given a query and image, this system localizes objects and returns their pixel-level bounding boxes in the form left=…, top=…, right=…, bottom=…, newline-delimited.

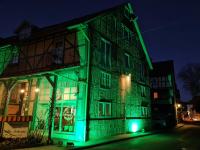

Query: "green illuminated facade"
left=0, top=2, right=152, bottom=146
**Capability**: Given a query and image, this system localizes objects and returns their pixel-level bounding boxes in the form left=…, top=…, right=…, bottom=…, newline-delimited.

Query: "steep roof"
left=0, top=2, right=153, bottom=69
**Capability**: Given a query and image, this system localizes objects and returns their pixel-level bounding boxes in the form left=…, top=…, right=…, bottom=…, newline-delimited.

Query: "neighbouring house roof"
left=150, top=60, right=175, bottom=76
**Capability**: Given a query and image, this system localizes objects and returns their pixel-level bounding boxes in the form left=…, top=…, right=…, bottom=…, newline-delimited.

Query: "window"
left=100, top=38, right=111, bottom=68
left=39, top=79, right=52, bottom=102
left=11, top=53, right=19, bottom=64
left=151, top=77, right=157, bottom=88
left=55, top=80, right=78, bottom=101
left=54, top=106, right=76, bottom=132
left=140, top=63, right=145, bottom=78
left=100, top=72, right=111, bottom=88
left=9, top=82, right=28, bottom=115
left=124, top=53, right=130, bottom=68
left=153, top=92, right=158, bottom=99
left=141, top=107, right=148, bottom=117
left=98, top=102, right=111, bottom=117
left=151, top=76, right=170, bottom=88
left=52, top=41, right=64, bottom=64
left=63, top=83, right=77, bottom=100
left=53, top=79, right=77, bottom=133
left=10, top=48, right=19, bottom=64
left=141, top=86, right=146, bottom=97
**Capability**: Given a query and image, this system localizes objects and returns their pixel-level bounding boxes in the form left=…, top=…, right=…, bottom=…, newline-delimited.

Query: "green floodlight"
left=131, top=123, right=138, bottom=133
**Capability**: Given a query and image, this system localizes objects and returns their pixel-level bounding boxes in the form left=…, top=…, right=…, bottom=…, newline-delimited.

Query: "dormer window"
left=18, top=27, right=32, bottom=39
left=14, top=21, right=37, bottom=40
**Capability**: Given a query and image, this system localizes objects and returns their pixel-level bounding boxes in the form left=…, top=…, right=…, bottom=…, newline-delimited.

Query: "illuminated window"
left=63, top=85, right=77, bottom=100
left=154, top=92, right=158, bottom=99
left=9, top=82, right=28, bottom=115
left=98, top=102, right=111, bottom=117
left=100, top=38, right=111, bottom=68
left=39, top=79, right=52, bottom=102
left=57, top=81, right=78, bottom=101
left=54, top=106, right=76, bottom=132
left=100, top=72, right=111, bottom=88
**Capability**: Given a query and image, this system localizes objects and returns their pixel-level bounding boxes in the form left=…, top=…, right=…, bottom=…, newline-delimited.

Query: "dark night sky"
left=0, top=0, right=200, bottom=101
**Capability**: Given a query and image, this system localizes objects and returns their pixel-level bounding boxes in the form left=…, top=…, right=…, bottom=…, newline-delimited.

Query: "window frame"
left=100, top=38, right=111, bottom=68
left=100, top=71, right=111, bottom=88
left=98, top=102, right=111, bottom=117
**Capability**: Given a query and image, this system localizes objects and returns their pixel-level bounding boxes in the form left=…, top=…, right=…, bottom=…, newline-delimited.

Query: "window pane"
left=70, top=93, right=77, bottom=100
left=64, top=87, right=70, bottom=93
left=71, top=87, right=77, bottom=93
left=64, top=94, right=69, bottom=100
left=99, top=103, right=104, bottom=116
left=105, top=103, right=111, bottom=116
left=54, top=107, right=60, bottom=131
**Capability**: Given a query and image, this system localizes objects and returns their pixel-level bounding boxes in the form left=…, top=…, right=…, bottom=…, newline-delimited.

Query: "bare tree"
left=178, top=63, right=200, bottom=97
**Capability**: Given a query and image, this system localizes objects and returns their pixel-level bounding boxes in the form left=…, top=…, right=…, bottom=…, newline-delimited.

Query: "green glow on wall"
left=0, top=44, right=18, bottom=75
left=127, top=3, right=153, bottom=70
left=133, top=20, right=153, bottom=70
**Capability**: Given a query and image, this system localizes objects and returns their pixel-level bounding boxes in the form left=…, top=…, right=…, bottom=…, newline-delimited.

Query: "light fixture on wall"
left=20, top=89, right=25, bottom=93
left=35, top=88, right=40, bottom=93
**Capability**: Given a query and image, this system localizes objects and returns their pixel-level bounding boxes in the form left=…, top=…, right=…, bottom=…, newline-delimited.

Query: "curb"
left=72, top=132, right=156, bottom=150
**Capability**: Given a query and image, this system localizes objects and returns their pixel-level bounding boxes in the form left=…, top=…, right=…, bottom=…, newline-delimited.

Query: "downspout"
left=80, top=24, right=91, bottom=141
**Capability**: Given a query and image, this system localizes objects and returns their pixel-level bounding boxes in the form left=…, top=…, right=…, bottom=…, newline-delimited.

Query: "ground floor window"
left=54, top=105, right=76, bottom=132
left=141, top=107, right=148, bottom=117
left=98, top=102, right=111, bottom=117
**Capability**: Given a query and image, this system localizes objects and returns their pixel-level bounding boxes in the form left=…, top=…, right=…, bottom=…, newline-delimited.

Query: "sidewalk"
left=73, top=123, right=184, bottom=149
left=18, top=123, right=184, bottom=150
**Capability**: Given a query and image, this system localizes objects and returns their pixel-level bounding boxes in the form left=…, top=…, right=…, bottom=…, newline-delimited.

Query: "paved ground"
left=85, top=124, right=200, bottom=150
left=17, top=123, right=200, bottom=150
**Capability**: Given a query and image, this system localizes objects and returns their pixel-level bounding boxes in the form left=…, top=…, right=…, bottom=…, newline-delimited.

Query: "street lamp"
left=177, top=104, right=181, bottom=108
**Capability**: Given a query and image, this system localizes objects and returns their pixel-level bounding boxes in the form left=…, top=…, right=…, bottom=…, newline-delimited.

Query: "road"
left=85, top=124, right=200, bottom=150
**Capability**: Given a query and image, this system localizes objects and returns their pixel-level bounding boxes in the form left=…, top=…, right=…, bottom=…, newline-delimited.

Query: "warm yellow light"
left=20, top=89, right=25, bottom=93
left=35, top=88, right=40, bottom=93
left=126, top=74, right=131, bottom=84
left=154, top=92, right=158, bottom=99
left=177, top=104, right=181, bottom=108
left=120, top=74, right=132, bottom=98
